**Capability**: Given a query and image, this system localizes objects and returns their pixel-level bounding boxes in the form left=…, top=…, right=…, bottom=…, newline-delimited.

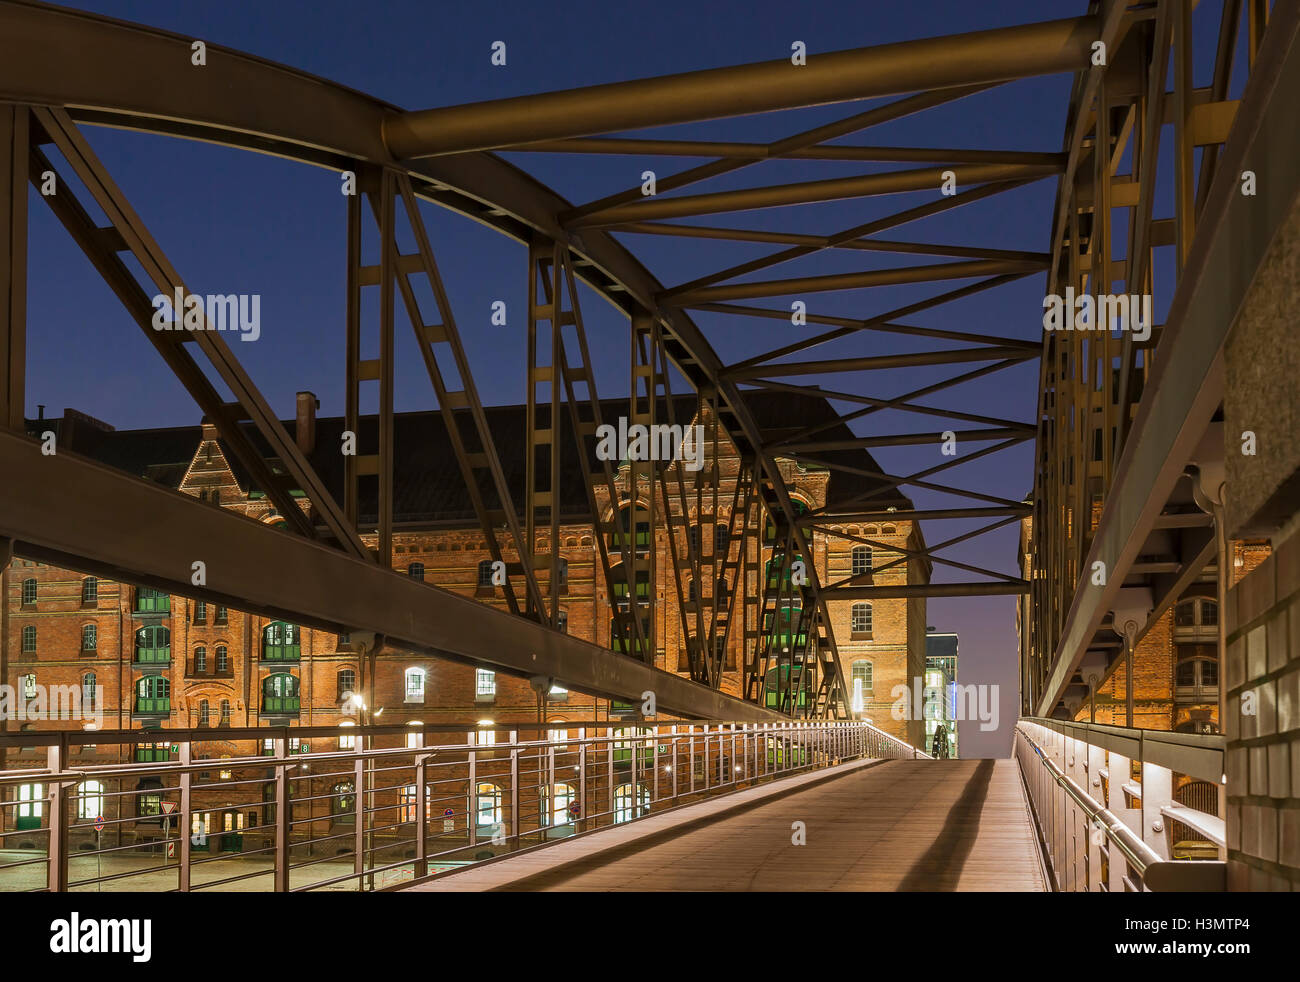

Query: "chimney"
left=296, top=391, right=319, bottom=455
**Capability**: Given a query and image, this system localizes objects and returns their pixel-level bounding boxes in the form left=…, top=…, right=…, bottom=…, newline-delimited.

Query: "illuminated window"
left=476, top=669, right=496, bottom=698
left=76, top=780, right=103, bottom=821
left=339, top=720, right=356, bottom=750
left=613, top=783, right=650, bottom=823
left=405, top=667, right=426, bottom=703
left=475, top=782, right=502, bottom=826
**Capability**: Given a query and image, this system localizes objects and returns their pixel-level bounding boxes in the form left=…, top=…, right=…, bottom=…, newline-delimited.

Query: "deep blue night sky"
left=26, top=1, right=1237, bottom=754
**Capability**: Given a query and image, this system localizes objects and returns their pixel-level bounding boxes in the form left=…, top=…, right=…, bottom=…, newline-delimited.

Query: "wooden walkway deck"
left=407, top=758, right=1047, bottom=892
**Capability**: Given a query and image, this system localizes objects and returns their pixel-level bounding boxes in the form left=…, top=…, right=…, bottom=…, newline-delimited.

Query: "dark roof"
left=30, top=391, right=911, bottom=526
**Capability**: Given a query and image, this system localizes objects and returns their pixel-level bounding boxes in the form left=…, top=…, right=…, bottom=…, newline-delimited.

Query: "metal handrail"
left=1015, top=719, right=1226, bottom=892
left=0, top=718, right=926, bottom=892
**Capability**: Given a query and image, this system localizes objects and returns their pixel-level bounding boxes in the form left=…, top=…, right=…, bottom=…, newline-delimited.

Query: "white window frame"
left=404, top=667, right=426, bottom=703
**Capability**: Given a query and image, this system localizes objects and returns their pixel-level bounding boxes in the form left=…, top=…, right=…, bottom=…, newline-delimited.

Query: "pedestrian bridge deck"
left=405, top=757, right=1046, bottom=892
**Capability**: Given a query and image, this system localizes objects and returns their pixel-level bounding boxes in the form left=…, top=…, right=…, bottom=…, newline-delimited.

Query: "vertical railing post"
left=577, top=728, right=587, bottom=833
left=46, top=741, right=67, bottom=893
left=651, top=725, right=659, bottom=804
left=353, top=733, right=366, bottom=885
left=606, top=726, right=615, bottom=823
left=670, top=725, right=679, bottom=804
left=275, top=734, right=291, bottom=892
left=414, top=754, right=428, bottom=880
left=179, top=738, right=192, bottom=892
left=509, top=730, right=520, bottom=850
left=468, top=743, right=478, bottom=847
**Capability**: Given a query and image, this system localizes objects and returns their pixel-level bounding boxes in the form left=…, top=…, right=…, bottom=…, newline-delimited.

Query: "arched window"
left=261, top=622, right=301, bottom=661
left=81, top=577, right=97, bottom=606
left=337, top=669, right=357, bottom=702
left=613, top=783, right=650, bottom=824
left=193, top=600, right=207, bottom=623
left=216, top=645, right=229, bottom=673
left=851, top=545, right=872, bottom=577
left=81, top=624, right=97, bottom=652
left=20, top=673, right=36, bottom=699
left=687, top=578, right=697, bottom=602
left=339, top=720, right=356, bottom=750
left=475, top=782, right=503, bottom=827
left=261, top=673, right=300, bottom=714
left=399, top=784, right=433, bottom=823
left=194, top=645, right=207, bottom=674
left=219, top=699, right=231, bottom=726
left=714, top=524, right=730, bottom=554
left=135, top=675, right=170, bottom=713
left=405, top=667, right=426, bottom=703
left=611, top=503, right=651, bottom=551
left=716, top=576, right=730, bottom=603
left=134, top=625, right=170, bottom=663
left=880, top=524, right=896, bottom=535
left=214, top=605, right=228, bottom=624
left=543, top=783, right=576, bottom=827
left=20, top=577, right=37, bottom=605
left=82, top=672, right=97, bottom=705
left=134, top=586, right=169, bottom=613
left=851, top=602, right=873, bottom=637
left=76, top=780, right=104, bottom=821
left=851, top=659, right=873, bottom=693
left=556, top=558, right=569, bottom=590
left=548, top=719, right=569, bottom=745
left=687, top=524, right=703, bottom=557
left=477, top=559, right=496, bottom=588
left=21, top=625, right=36, bottom=653
left=407, top=562, right=425, bottom=581
left=198, top=699, right=210, bottom=727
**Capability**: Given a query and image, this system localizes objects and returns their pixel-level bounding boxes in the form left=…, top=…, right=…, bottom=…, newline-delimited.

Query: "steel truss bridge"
left=0, top=0, right=1297, bottom=891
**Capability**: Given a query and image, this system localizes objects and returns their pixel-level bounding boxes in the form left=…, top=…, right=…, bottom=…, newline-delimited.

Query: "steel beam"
left=0, top=428, right=782, bottom=722
left=1036, top=3, right=1300, bottom=716
left=825, top=582, right=1029, bottom=599
left=567, top=164, right=1061, bottom=228
left=383, top=17, right=1097, bottom=156
left=0, top=104, right=25, bottom=431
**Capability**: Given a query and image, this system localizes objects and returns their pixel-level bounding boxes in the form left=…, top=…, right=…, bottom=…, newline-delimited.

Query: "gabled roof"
left=30, top=390, right=912, bottom=526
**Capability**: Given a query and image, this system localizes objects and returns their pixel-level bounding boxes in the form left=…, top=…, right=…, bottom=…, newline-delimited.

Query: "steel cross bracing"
left=1026, top=0, right=1297, bottom=720
left=0, top=1, right=1112, bottom=718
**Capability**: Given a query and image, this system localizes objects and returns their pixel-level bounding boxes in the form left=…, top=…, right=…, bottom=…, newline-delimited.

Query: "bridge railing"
left=0, top=717, right=923, bottom=892
left=1015, top=718, right=1225, bottom=891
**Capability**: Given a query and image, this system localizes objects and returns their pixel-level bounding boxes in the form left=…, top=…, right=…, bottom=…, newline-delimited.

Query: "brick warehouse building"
left=1, top=394, right=929, bottom=859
